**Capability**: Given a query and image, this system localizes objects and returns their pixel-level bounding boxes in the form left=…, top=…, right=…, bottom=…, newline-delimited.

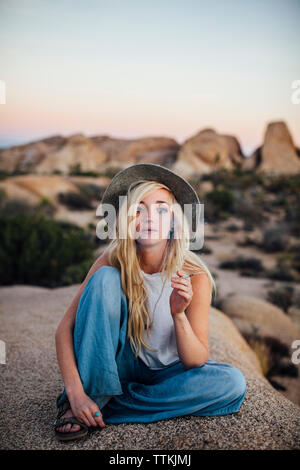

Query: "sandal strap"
left=56, top=400, right=71, bottom=420
left=54, top=416, right=88, bottom=430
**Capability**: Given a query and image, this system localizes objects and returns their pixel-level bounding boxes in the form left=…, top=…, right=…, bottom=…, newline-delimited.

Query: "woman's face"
left=134, top=188, right=173, bottom=246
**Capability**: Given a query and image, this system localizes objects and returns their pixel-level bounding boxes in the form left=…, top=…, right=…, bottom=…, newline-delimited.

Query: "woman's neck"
left=137, top=247, right=164, bottom=274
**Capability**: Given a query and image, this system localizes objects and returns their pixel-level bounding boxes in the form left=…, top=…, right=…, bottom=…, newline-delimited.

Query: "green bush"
left=0, top=196, right=56, bottom=218
left=0, top=214, right=96, bottom=287
left=68, top=162, right=103, bottom=177
left=77, top=183, right=106, bottom=201
left=267, top=286, right=294, bottom=313
left=260, top=227, right=289, bottom=253
left=0, top=187, right=6, bottom=205
left=58, top=191, right=93, bottom=210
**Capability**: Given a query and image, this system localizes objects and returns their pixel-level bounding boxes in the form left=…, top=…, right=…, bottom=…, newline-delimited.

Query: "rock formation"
left=0, top=134, right=179, bottom=175
left=35, top=134, right=107, bottom=174
left=243, top=121, right=300, bottom=174
left=172, top=128, right=245, bottom=177
left=0, top=284, right=299, bottom=449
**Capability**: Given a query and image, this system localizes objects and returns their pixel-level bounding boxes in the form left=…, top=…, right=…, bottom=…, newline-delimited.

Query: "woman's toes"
left=56, top=408, right=81, bottom=434
left=64, top=423, right=71, bottom=432
left=70, top=424, right=80, bottom=432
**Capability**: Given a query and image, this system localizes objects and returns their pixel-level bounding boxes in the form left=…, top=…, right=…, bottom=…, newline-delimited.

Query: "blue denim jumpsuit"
left=57, top=266, right=247, bottom=423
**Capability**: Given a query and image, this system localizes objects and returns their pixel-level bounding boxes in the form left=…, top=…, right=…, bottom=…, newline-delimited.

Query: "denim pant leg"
left=57, top=266, right=143, bottom=410
left=101, top=359, right=247, bottom=424
left=188, top=359, right=247, bottom=416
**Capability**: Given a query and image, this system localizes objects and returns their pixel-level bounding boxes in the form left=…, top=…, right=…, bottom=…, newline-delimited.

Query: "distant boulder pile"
left=0, top=120, right=299, bottom=176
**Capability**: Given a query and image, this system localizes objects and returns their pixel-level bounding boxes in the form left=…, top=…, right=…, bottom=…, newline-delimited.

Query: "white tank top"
left=138, top=269, right=180, bottom=370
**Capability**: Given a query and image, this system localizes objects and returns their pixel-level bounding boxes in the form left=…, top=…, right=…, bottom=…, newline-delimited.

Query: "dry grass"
left=248, top=337, right=272, bottom=377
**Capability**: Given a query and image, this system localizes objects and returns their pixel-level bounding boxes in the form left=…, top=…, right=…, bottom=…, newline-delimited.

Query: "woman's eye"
left=158, top=207, right=168, bottom=214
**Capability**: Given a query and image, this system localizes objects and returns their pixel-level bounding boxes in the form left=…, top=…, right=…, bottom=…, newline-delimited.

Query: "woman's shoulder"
left=96, top=250, right=112, bottom=268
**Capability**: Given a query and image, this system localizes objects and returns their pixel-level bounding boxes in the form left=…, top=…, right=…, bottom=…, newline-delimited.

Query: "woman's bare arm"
left=55, top=251, right=110, bottom=400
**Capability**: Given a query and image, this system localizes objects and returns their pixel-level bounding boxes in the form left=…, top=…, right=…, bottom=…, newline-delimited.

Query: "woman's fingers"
left=171, top=282, right=189, bottom=291
left=77, top=412, right=91, bottom=428
left=82, top=408, right=98, bottom=427
left=177, top=290, right=192, bottom=299
left=93, top=410, right=106, bottom=428
left=90, top=405, right=106, bottom=428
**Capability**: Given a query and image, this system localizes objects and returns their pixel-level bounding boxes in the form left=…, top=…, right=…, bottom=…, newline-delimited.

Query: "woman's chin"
left=135, top=236, right=167, bottom=246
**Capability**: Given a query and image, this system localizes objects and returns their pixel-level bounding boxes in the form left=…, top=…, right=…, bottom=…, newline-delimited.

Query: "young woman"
left=54, top=163, right=247, bottom=441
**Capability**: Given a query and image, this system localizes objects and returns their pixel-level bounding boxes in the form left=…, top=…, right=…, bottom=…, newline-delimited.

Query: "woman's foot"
left=55, top=408, right=81, bottom=433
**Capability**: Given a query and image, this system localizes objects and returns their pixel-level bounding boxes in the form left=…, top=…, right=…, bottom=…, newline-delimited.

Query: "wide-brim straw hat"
left=100, top=163, right=201, bottom=239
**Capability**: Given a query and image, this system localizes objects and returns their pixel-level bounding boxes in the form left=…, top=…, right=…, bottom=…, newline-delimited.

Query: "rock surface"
left=0, top=284, right=299, bottom=450
left=220, top=295, right=300, bottom=405
left=243, top=121, right=300, bottom=174
left=172, top=128, right=245, bottom=177
left=0, top=134, right=179, bottom=175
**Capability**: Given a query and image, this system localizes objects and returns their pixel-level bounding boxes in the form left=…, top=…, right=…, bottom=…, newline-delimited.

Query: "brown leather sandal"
left=54, top=395, right=88, bottom=441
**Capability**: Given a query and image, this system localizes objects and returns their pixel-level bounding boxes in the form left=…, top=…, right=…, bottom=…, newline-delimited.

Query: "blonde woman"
left=54, top=163, right=247, bottom=441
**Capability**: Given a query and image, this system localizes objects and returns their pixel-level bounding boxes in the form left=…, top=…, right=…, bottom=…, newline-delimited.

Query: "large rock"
left=35, top=134, right=107, bottom=175
left=0, top=285, right=299, bottom=450
left=0, top=174, right=82, bottom=206
left=220, top=294, right=300, bottom=405
left=0, top=134, right=179, bottom=175
left=243, top=121, right=300, bottom=174
left=0, top=135, right=66, bottom=173
left=91, top=135, right=179, bottom=168
left=220, top=294, right=299, bottom=345
left=172, top=128, right=245, bottom=177
left=0, top=180, right=41, bottom=206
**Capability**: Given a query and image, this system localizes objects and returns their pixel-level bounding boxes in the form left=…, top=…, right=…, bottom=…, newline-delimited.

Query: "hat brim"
left=100, top=163, right=201, bottom=235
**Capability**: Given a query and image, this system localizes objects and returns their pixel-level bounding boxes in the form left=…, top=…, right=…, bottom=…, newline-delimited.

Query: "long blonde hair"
left=102, top=180, right=217, bottom=358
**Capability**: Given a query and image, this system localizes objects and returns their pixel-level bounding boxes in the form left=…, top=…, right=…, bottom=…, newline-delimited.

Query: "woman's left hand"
left=170, top=270, right=193, bottom=316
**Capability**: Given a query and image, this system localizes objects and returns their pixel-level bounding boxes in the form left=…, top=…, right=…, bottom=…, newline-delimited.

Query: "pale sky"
left=0, top=0, right=299, bottom=156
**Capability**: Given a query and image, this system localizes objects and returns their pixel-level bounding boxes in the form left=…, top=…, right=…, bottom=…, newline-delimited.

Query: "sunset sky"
left=0, top=0, right=299, bottom=156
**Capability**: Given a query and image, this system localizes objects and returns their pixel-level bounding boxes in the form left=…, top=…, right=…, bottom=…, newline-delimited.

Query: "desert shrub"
left=100, top=166, right=122, bottom=179
left=219, top=255, right=264, bottom=273
left=0, top=198, right=37, bottom=217
left=201, top=168, right=264, bottom=190
left=0, top=171, right=11, bottom=180
left=267, top=286, right=294, bottom=312
left=77, top=183, right=106, bottom=201
left=58, top=191, right=93, bottom=210
left=243, top=221, right=255, bottom=232
left=0, top=196, right=56, bottom=218
left=192, top=243, right=212, bottom=254
left=247, top=337, right=272, bottom=377
left=266, top=262, right=298, bottom=282
left=285, top=194, right=300, bottom=237
left=206, top=188, right=234, bottom=211
left=0, top=187, right=6, bottom=205
left=245, top=328, right=297, bottom=390
left=263, top=174, right=300, bottom=194
left=260, top=226, right=289, bottom=253
left=225, top=223, right=240, bottom=232
left=69, top=163, right=99, bottom=177
left=203, top=188, right=234, bottom=222
left=0, top=214, right=96, bottom=287
left=232, top=195, right=268, bottom=225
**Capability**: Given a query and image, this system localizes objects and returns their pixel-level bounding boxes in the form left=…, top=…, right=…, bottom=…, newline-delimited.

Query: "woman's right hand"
left=68, top=390, right=106, bottom=429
